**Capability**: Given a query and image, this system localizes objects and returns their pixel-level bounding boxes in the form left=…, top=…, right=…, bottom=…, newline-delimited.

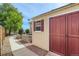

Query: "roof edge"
left=31, top=3, right=78, bottom=20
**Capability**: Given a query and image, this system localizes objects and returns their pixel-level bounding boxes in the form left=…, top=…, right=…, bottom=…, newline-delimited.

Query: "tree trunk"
left=9, top=27, right=11, bottom=35
left=5, top=28, right=8, bottom=36
left=5, top=28, right=7, bottom=36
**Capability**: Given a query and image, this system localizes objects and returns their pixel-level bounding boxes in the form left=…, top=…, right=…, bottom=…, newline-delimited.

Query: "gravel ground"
left=1, top=36, right=13, bottom=56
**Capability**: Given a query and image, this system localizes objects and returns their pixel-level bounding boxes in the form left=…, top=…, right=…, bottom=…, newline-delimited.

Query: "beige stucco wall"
left=32, top=17, right=49, bottom=51
left=32, top=4, right=79, bottom=51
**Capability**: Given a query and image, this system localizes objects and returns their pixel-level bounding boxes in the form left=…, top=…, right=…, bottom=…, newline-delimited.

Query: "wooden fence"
left=0, top=26, right=5, bottom=55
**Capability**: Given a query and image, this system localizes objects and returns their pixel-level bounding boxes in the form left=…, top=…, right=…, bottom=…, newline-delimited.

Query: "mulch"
left=19, top=40, right=28, bottom=44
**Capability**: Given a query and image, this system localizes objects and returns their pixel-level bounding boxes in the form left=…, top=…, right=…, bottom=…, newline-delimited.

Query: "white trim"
left=35, top=31, right=42, bottom=32
left=48, top=10, right=79, bottom=19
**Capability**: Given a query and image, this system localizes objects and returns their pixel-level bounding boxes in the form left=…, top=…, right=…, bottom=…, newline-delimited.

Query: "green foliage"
left=18, top=28, right=23, bottom=35
left=25, top=29, right=30, bottom=34
left=0, top=3, right=23, bottom=35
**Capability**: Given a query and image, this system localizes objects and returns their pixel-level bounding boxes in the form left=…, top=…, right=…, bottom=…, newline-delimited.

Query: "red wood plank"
left=67, top=12, right=79, bottom=56
left=49, top=15, right=66, bottom=55
left=49, top=11, right=79, bottom=56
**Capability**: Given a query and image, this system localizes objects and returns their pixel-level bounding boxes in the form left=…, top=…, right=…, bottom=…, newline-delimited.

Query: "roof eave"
left=31, top=3, right=78, bottom=20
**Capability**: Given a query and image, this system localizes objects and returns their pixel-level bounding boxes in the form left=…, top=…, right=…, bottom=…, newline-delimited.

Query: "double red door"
left=49, top=11, right=79, bottom=56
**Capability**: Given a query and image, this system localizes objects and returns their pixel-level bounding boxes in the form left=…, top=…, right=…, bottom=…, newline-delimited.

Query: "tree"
left=25, top=29, right=30, bottom=34
left=0, top=3, right=23, bottom=35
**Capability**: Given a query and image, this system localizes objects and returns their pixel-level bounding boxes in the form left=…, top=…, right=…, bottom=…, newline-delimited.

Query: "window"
left=35, top=21, right=41, bottom=31
left=34, top=20, right=44, bottom=31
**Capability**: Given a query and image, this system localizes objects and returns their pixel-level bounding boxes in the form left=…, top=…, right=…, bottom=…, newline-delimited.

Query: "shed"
left=31, top=3, right=79, bottom=56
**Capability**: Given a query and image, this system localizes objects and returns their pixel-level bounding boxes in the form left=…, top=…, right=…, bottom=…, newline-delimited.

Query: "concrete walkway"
left=9, top=36, right=38, bottom=56
left=9, top=36, right=60, bottom=56
left=9, top=36, right=25, bottom=51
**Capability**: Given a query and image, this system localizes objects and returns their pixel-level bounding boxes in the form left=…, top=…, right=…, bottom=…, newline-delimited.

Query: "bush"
left=18, top=28, right=23, bottom=35
left=25, top=29, right=30, bottom=34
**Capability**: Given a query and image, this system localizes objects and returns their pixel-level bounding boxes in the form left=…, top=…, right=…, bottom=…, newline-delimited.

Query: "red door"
left=67, top=12, right=79, bottom=56
left=49, top=11, right=79, bottom=56
left=49, top=15, right=66, bottom=55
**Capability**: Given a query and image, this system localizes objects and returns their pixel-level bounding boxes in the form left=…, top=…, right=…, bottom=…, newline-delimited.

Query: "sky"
left=12, top=3, right=69, bottom=30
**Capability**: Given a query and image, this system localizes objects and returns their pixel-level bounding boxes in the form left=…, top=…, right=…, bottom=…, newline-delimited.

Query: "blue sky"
left=12, top=3, right=69, bottom=30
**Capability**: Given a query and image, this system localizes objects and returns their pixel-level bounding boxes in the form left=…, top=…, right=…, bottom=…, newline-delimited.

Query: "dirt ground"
left=1, top=36, right=13, bottom=56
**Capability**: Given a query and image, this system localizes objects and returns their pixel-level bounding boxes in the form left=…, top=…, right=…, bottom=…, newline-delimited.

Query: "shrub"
left=25, top=29, right=30, bottom=34
left=18, top=28, right=23, bottom=35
